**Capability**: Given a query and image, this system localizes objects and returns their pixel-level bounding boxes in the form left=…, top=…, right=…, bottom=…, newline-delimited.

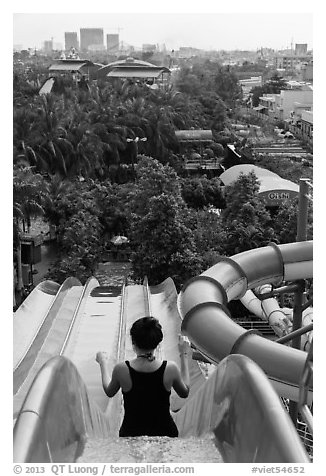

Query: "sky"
left=11, top=4, right=314, bottom=52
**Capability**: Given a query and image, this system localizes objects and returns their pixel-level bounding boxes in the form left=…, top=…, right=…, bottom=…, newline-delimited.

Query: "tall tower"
left=80, top=28, right=104, bottom=52
left=107, top=34, right=119, bottom=53
left=65, top=32, right=79, bottom=51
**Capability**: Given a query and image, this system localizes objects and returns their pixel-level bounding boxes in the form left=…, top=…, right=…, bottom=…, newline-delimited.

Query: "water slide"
left=240, top=286, right=313, bottom=349
left=13, top=242, right=312, bottom=463
left=13, top=277, right=84, bottom=419
left=178, top=240, right=313, bottom=403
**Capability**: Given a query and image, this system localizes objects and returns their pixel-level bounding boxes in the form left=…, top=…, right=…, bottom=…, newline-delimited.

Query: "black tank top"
left=119, top=360, right=178, bottom=437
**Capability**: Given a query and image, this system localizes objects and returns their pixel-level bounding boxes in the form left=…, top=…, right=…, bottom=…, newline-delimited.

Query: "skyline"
left=13, top=12, right=313, bottom=52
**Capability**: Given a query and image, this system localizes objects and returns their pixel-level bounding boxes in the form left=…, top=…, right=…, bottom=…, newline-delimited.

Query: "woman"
left=96, top=316, right=192, bottom=437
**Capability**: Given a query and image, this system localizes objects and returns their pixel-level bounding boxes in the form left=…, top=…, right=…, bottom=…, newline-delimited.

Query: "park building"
left=219, top=164, right=299, bottom=208
left=96, top=56, right=171, bottom=89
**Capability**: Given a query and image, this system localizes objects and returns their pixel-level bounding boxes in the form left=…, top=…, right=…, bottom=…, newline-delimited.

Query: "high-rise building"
left=80, top=28, right=104, bottom=52
left=295, top=43, right=308, bottom=55
left=65, top=32, right=79, bottom=51
left=107, top=34, right=119, bottom=53
left=43, top=40, right=53, bottom=54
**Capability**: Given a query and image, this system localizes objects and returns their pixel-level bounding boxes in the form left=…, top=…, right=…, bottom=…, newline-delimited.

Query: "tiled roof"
left=107, top=68, right=167, bottom=78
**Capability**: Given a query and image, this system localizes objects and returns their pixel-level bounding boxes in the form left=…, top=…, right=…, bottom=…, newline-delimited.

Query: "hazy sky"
left=12, top=6, right=313, bottom=52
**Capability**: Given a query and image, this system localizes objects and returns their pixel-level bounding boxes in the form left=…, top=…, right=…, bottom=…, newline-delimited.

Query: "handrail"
left=117, top=277, right=127, bottom=363
left=143, top=276, right=152, bottom=317
left=276, top=323, right=313, bottom=345
left=60, top=277, right=98, bottom=355
left=107, top=277, right=128, bottom=432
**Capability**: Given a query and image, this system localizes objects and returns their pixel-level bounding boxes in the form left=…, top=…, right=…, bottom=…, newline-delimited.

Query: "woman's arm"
left=96, top=352, right=121, bottom=397
left=171, top=335, right=192, bottom=398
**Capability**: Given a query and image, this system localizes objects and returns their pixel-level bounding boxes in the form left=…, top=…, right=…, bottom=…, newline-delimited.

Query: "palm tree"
left=32, top=95, right=74, bottom=177
left=13, top=167, right=50, bottom=298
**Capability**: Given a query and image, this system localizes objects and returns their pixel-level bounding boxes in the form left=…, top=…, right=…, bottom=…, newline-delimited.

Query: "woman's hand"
left=96, top=351, right=109, bottom=365
left=178, top=334, right=192, bottom=358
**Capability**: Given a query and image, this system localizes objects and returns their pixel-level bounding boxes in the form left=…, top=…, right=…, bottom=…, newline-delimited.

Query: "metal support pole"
left=289, top=178, right=310, bottom=425
left=296, top=178, right=309, bottom=242
left=276, top=322, right=313, bottom=345
left=254, top=283, right=300, bottom=300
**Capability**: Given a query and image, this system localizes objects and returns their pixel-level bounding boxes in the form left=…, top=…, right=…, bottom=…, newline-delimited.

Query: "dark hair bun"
left=130, top=316, right=163, bottom=350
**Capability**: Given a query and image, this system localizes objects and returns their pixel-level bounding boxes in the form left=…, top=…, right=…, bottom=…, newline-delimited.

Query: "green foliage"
left=13, top=63, right=313, bottom=291
left=129, top=193, right=201, bottom=289
left=181, top=176, right=225, bottom=209
left=255, top=154, right=313, bottom=183
left=47, top=209, right=103, bottom=284
left=13, top=166, right=49, bottom=234
left=272, top=198, right=313, bottom=244
left=189, top=208, right=225, bottom=257
left=219, top=172, right=276, bottom=254
left=129, top=156, right=184, bottom=215
left=176, top=61, right=242, bottom=107
left=126, top=157, right=202, bottom=288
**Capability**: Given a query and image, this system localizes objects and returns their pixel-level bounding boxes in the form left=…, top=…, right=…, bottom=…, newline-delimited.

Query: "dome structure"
left=97, top=57, right=170, bottom=77
left=220, top=164, right=299, bottom=206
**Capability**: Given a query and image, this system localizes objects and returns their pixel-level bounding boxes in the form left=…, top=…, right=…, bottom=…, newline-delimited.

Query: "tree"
left=129, top=156, right=184, bottom=216
left=181, top=176, right=225, bottom=209
left=219, top=172, right=276, bottom=255
left=47, top=209, right=103, bottom=284
left=126, top=156, right=201, bottom=288
left=129, top=193, right=201, bottom=289
left=13, top=166, right=50, bottom=296
left=250, top=73, right=288, bottom=107
left=272, top=198, right=313, bottom=244
left=13, top=166, right=49, bottom=233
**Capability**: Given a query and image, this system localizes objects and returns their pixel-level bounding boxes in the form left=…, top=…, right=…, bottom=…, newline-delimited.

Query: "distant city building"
left=142, top=44, right=157, bottom=53
left=43, top=40, right=53, bottom=54
left=107, top=34, right=119, bottom=53
left=239, top=76, right=263, bottom=99
left=295, top=43, right=308, bottom=55
left=178, top=46, right=202, bottom=58
left=53, top=42, right=63, bottom=51
left=300, top=61, right=313, bottom=82
left=256, top=87, right=313, bottom=121
left=301, top=110, right=313, bottom=140
left=275, top=52, right=312, bottom=71
left=65, top=32, right=79, bottom=51
left=80, top=28, right=104, bottom=52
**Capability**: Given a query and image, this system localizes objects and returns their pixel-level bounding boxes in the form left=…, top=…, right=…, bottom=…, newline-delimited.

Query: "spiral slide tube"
left=179, top=241, right=313, bottom=402
left=240, top=286, right=313, bottom=349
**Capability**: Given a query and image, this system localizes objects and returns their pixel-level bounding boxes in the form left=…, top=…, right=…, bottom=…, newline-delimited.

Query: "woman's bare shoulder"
left=113, top=361, right=129, bottom=375
left=165, top=360, right=180, bottom=375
